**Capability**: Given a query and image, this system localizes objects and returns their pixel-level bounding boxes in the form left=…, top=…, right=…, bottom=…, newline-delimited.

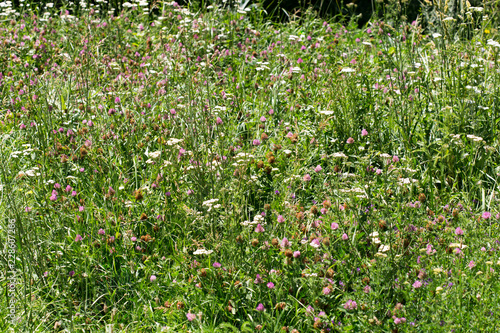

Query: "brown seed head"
left=378, top=220, right=387, bottom=230
left=313, top=320, right=323, bottom=329
left=134, top=189, right=143, bottom=201
left=275, top=302, right=286, bottom=310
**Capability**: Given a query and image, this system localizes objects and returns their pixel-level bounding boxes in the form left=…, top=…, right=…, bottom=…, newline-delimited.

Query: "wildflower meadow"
left=1, top=0, right=500, bottom=332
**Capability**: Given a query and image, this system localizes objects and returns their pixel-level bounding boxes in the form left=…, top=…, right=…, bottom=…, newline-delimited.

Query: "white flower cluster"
left=202, top=198, right=220, bottom=212
left=11, top=144, right=35, bottom=159
left=398, top=178, right=418, bottom=185
left=369, top=232, right=381, bottom=245
left=146, top=150, right=161, bottom=164
left=466, top=134, right=483, bottom=142
left=487, top=39, right=500, bottom=48
left=331, top=152, right=348, bottom=159
left=0, top=1, right=17, bottom=17
left=18, top=166, right=40, bottom=178
left=449, top=243, right=468, bottom=249
left=240, top=214, right=264, bottom=226
left=193, top=249, right=213, bottom=255
left=232, top=152, right=254, bottom=167
left=318, top=110, right=334, bottom=115
left=166, top=138, right=183, bottom=146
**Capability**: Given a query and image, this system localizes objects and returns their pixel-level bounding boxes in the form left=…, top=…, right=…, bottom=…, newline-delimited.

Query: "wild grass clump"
left=1, top=0, right=500, bottom=332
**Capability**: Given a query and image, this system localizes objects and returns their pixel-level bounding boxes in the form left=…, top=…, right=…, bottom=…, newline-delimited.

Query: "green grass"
left=1, top=0, right=500, bottom=332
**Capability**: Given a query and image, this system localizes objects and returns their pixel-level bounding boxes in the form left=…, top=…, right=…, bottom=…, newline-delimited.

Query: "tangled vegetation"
left=1, top=0, right=500, bottom=331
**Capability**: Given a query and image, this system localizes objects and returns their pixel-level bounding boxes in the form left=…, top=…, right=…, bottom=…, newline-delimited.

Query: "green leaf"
left=60, top=94, right=66, bottom=110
